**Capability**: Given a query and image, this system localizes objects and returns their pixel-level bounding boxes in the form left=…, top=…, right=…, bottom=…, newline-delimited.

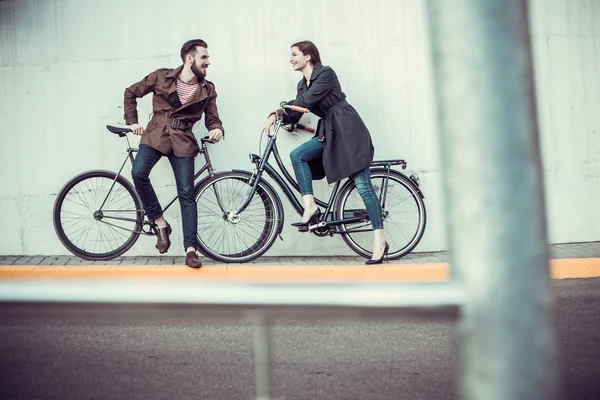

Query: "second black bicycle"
left=193, top=103, right=427, bottom=263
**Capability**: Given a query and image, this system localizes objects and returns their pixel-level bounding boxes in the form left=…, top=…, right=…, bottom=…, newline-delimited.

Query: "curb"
left=1, top=258, right=599, bottom=281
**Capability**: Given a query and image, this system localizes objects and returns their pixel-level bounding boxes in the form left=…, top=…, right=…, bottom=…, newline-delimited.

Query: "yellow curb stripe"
left=0, top=258, right=599, bottom=281
left=550, top=258, right=600, bottom=279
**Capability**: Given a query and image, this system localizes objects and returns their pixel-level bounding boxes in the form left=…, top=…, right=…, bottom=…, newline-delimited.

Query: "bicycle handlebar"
left=281, top=104, right=310, bottom=114
left=200, top=136, right=217, bottom=144
left=275, top=102, right=315, bottom=134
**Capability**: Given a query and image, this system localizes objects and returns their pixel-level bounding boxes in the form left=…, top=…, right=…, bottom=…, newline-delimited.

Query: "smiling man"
left=123, top=39, right=224, bottom=269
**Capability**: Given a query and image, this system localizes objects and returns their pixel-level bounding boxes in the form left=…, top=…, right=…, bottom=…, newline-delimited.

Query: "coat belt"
left=318, top=99, right=348, bottom=141
left=151, top=114, right=193, bottom=131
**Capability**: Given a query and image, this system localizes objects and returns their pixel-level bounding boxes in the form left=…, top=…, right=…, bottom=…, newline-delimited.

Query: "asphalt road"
left=0, top=279, right=599, bottom=400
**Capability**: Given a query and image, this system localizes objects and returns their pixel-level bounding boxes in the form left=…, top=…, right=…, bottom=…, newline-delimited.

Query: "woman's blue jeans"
left=131, top=144, right=198, bottom=250
left=290, top=137, right=384, bottom=230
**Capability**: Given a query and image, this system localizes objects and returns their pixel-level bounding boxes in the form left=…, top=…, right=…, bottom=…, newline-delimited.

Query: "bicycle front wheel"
left=336, top=170, right=427, bottom=260
left=195, top=171, right=281, bottom=263
left=53, top=170, right=143, bottom=261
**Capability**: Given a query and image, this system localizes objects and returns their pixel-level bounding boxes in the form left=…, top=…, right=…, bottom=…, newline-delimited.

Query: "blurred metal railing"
left=0, top=0, right=559, bottom=399
left=0, top=281, right=463, bottom=400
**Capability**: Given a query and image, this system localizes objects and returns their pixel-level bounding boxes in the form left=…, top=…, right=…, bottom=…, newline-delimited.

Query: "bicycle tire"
left=336, top=169, right=427, bottom=260
left=53, top=170, right=144, bottom=261
left=195, top=171, right=281, bottom=263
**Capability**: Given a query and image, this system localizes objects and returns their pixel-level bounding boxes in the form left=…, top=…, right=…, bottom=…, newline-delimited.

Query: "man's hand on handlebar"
left=130, top=123, right=144, bottom=135
left=208, top=128, right=224, bottom=142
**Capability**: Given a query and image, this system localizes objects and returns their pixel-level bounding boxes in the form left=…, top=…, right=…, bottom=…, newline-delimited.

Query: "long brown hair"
left=291, top=40, right=322, bottom=67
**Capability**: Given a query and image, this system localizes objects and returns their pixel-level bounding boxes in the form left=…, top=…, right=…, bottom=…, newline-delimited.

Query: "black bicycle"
left=53, top=125, right=219, bottom=261
left=192, top=103, right=427, bottom=263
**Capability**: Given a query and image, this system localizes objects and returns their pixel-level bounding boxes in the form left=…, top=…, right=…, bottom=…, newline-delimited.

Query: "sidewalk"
left=1, top=242, right=599, bottom=281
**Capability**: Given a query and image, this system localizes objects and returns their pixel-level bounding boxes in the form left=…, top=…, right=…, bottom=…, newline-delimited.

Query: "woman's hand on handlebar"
left=264, top=102, right=310, bottom=136
left=279, top=101, right=309, bottom=114
left=285, top=104, right=310, bottom=113
left=264, top=113, right=277, bottom=136
left=130, top=123, right=144, bottom=135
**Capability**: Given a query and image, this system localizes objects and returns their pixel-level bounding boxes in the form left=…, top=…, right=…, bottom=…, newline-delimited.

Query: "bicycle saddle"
left=106, top=125, right=132, bottom=137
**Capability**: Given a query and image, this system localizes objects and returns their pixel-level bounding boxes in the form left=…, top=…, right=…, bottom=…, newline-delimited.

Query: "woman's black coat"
left=283, top=65, right=374, bottom=184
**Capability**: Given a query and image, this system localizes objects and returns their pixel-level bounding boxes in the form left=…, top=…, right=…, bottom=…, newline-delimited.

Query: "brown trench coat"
left=124, top=65, right=224, bottom=157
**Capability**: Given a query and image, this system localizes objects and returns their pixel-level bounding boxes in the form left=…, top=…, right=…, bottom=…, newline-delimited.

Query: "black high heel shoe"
left=291, top=208, right=321, bottom=228
left=365, top=242, right=389, bottom=265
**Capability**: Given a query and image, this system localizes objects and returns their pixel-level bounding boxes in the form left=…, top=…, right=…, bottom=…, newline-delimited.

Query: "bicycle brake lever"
left=280, top=123, right=295, bottom=132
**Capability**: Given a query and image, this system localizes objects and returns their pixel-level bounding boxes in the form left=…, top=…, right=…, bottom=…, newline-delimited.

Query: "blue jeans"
left=132, top=144, right=198, bottom=250
left=290, top=138, right=384, bottom=230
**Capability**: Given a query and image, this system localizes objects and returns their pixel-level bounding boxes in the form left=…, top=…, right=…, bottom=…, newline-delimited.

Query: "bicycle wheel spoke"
left=211, top=224, right=230, bottom=252
left=73, top=180, right=95, bottom=209
left=60, top=215, right=88, bottom=231
left=63, top=195, right=92, bottom=210
left=235, top=220, right=264, bottom=244
left=200, top=193, right=223, bottom=210
left=85, top=178, right=100, bottom=208
left=60, top=210, right=89, bottom=219
left=79, top=225, right=93, bottom=250
left=197, top=219, right=221, bottom=235
left=103, top=220, right=131, bottom=240
left=68, top=223, right=92, bottom=247
left=95, top=227, right=107, bottom=254
left=102, top=226, right=120, bottom=253
left=234, top=227, right=254, bottom=252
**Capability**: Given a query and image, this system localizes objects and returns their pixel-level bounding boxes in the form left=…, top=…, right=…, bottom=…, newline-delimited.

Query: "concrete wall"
left=529, top=0, right=600, bottom=244
left=0, top=0, right=597, bottom=257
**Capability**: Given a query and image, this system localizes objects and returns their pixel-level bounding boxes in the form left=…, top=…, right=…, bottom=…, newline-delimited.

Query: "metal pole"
left=251, top=312, right=272, bottom=400
left=424, top=1, right=559, bottom=399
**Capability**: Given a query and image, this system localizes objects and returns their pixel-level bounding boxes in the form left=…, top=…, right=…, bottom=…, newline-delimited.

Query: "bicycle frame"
left=234, top=117, right=399, bottom=234
left=98, top=135, right=217, bottom=234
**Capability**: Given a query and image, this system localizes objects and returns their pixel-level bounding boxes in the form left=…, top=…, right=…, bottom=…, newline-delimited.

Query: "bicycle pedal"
left=297, top=226, right=309, bottom=233
left=308, top=221, right=325, bottom=231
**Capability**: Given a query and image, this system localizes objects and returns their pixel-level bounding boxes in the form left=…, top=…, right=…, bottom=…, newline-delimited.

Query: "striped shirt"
left=176, top=77, right=200, bottom=105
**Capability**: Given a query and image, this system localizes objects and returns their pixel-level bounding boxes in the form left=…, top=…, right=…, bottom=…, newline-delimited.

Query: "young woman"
left=264, top=40, right=388, bottom=264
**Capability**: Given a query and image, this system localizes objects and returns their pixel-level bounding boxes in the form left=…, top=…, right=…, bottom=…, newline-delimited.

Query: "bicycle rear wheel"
left=336, top=170, right=426, bottom=260
left=53, top=170, right=143, bottom=261
left=195, top=171, right=281, bottom=263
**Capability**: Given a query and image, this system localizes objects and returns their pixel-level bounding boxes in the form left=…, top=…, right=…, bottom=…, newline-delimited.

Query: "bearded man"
left=124, top=39, right=224, bottom=268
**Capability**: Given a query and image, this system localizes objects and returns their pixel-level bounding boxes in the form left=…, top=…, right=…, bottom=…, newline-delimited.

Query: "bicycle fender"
left=336, top=168, right=425, bottom=205
left=193, top=170, right=235, bottom=191
left=231, top=169, right=286, bottom=235
left=370, top=168, right=426, bottom=199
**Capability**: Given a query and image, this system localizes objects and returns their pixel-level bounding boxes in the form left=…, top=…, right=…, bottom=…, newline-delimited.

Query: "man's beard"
left=191, top=60, right=206, bottom=79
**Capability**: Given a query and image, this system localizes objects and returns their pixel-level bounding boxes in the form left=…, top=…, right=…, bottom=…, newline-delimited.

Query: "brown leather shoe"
left=155, top=222, right=172, bottom=254
left=186, top=251, right=202, bottom=269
